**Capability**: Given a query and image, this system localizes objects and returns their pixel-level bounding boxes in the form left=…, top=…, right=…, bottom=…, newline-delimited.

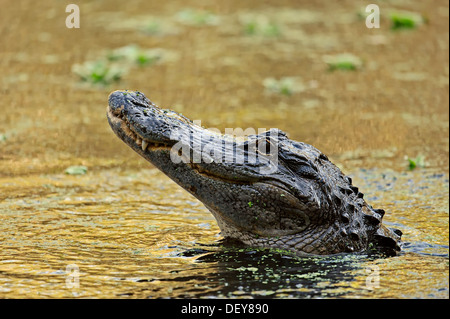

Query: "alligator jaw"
left=107, top=90, right=177, bottom=157
left=107, top=103, right=173, bottom=155
left=108, top=101, right=252, bottom=189
left=106, top=90, right=281, bottom=185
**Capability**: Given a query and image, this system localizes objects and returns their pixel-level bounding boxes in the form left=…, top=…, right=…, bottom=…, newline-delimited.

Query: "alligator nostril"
left=108, top=90, right=129, bottom=111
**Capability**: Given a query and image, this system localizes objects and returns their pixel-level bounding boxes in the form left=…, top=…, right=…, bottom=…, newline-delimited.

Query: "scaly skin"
left=107, top=90, right=402, bottom=256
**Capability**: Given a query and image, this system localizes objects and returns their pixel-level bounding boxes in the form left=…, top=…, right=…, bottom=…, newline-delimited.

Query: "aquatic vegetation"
left=175, top=9, right=220, bottom=26
left=140, top=19, right=180, bottom=36
left=72, top=45, right=170, bottom=85
left=107, top=45, right=163, bottom=66
left=390, top=11, right=425, bottom=30
left=240, top=15, right=281, bottom=37
left=263, top=77, right=304, bottom=96
left=323, top=53, right=363, bottom=71
left=243, top=20, right=281, bottom=37
left=71, top=60, right=124, bottom=85
left=143, top=21, right=161, bottom=35
left=65, top=165, right=88, bottom=175
left=406, top=155, right=426, bottom=170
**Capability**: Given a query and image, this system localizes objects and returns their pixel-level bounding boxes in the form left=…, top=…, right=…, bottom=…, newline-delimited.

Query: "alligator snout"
left=108, top=90, right=150, bottom=113
left=108, top=90, right=127, bottom=113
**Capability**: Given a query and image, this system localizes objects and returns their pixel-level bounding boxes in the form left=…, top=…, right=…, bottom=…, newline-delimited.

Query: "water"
left=0, top=168, right=447, bottom=298
left=0, top=0, right=448, bottom=299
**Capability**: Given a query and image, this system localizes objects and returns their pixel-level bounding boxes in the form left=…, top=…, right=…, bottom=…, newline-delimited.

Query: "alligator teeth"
left=142, top=140, right=149, bottom=151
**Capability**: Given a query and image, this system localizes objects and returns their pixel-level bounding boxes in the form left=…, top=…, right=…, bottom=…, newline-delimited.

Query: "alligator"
left=107, top=90, right=402, bottom=256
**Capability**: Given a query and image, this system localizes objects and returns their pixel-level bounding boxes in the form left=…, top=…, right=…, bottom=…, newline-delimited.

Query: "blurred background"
left=0, top=0, right=448, bottom=298
left=1, top=0, right=448, bottom=175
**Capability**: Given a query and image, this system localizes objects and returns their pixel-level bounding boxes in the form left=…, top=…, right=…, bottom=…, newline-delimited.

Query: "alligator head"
left=107, top=90, right=402, bottom=256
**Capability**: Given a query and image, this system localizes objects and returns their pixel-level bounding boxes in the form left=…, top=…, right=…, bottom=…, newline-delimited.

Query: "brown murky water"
left=0, top=0, right=448, bottom=298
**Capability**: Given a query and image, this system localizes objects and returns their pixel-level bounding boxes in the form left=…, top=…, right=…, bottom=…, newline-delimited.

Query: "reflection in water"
left=168, top=246, right=379, bottom=298
left=0, top=168, right=448, bottom=298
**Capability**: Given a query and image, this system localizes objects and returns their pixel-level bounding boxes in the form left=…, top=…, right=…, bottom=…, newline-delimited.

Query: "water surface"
left=0, top=168, right=447, bottom=298
left=0, top=0, right=448, bottom=298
